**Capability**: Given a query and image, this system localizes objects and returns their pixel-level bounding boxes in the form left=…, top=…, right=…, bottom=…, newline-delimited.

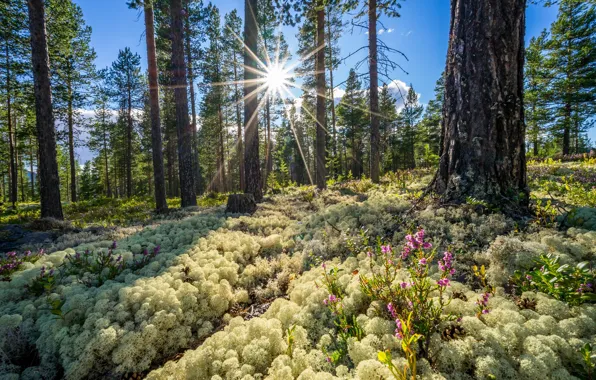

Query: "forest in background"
left=0, top=0, right=594, bottom=209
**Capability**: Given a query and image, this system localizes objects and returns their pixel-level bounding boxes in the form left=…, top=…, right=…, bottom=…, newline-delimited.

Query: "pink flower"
left=381, top=245, right=392, bottom=254
left=322, top=262, right=327, bottom=270
left=419, top=258, right=427, bottom=266
left=400, top=282, right=409, bottom=289
left=367, top=250, right=373, bottom=258
left=401, top=246, right=411, bottom=260
left=387, top=303, right=397, bottom=318
left=437, top=278, right=450, bottom=287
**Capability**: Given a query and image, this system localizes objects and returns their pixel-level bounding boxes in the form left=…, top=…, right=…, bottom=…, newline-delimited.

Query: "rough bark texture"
left=27, top=0, right=63, bottom=219
left=170, top=0, right=196, bottom=207
left=234, top=57, right=245, bottom=191
left=243, top=0, right=262, bottom=201
left=368, top=0, right=380, bottom=183
left=225, top=193, right=257, bottom=214
left=315, top=4, right=327, bottom=190
left=67, top=76, right=77, bottom=203
left=144, top=2, right=168, bottom=212
left=184, top=0, right=201, bottom=194
left=326, top=13, right=337, bottom=164
left=5, top=40, right=17, bottom=207
left=434, top=0, right=528, bottom=207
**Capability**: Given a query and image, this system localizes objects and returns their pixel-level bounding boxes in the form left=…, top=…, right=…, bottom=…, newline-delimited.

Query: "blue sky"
left=73, top=1, right=593, bottom=161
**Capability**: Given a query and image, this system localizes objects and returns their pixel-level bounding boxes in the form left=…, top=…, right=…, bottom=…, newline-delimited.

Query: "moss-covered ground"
left=0, top=160, right=595, bottom=380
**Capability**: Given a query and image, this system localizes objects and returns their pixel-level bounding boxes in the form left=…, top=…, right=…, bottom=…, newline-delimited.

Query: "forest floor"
left=0, top=159, right=595, bottom=380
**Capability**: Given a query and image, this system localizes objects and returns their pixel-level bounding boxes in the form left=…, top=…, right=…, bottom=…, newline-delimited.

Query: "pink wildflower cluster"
left=402, top=228, right=431, bottom=260
left=475, top=292, right=491, bottom=315
left=387, top=303, right=405, bottom=339
left=323, top=294, right=339, bottom=306
left=438, top=251, right=455, bottom=276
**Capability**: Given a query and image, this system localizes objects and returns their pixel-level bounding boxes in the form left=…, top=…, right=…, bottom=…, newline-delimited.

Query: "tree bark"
left=234, top=56, right=245, bottom=191
left=144, top=1, right=168, bottom=212
left=27, top=0, right=63, bottom=219
left=243, top=0, right=262, bottom=201
left=170, top=0, right=196, bottom=207
left=368, top=0, right=380, bottom=183
left=29, top=136, right=35, bottom=199
left=263, top=95, right=272, bottom=189
left=5, top=38, right=17, bottom=207
left=67, top=71, right=77, bottom=202
left=315, top=3, right=327, bottom=190
left=184, top=0, right=201, bottom=194
left=434, top=0, right=528, bottom=208
left=326, top=12, right=338, bottom=169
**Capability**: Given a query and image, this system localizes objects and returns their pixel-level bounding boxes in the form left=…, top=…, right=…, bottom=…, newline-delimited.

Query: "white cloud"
left=387, top=28, right=395, bottom=33
left=379, top=29, right=385, bottom=35
left=333, top=87, right=345, bottom=100
left=402, top=30, right=413, bottom=37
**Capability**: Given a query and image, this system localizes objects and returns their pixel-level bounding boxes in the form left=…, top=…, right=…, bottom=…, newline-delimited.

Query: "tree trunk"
left=184, top=0, right=201, bottom=194
left=368, top=0, right=380, bottom=183
left=170, top=0, right=196, bottom=207
left=434, top=0, right=528, bottom=208
left=234, top=56, right=245, bottom=191
left=315, top=4, right=327, bottom=190
left=27, top=0, right=63, bottom=219
left=29, top=136, right=35, bottom=199
left=263, top=95, right=271, bottom=189
left=225, top=193, right=257, bottom=214
left=326, top=12, right=338, bottom=170
left=217, top=105, right=226, bottom=193
left=144, top=2, right=168, bottom=212
left=67, top=73, right=77, bottom=202
left=244, top=0, right=262, bottom=201
left=563, top=102, right=571, bottom=155
left=5, top=39, right=17, bottom=207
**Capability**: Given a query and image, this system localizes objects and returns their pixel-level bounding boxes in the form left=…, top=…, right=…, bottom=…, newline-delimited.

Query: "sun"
left=265, top=64, right=288, bottom=93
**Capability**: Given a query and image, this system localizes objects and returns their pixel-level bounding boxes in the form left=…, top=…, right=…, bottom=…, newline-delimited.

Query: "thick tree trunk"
left=315, top=4, right=327, bottom=190
left=144, top=2, right=168, bottom=212
left=263, top=96, right=272, bottom=189
left=434, top=0, right=528, bottom=208
left=29, top=136, right=35, bottom=199
left=243, top=0, right=262, bottom=201
left=170, top=0, right=196, bottom=207
left=368, top=0, right=380, bottom=183
left=27, top=0, right=63, bottom=219
left=225, top=193, right=256, bottom=214
left=234, top=57, right=245, bottom=191
left=184, top=0, right=201, bottom=194
left=217, top=105, right=226, bottom=193
left=326, top=13, right=338, bottom=168
left=5, top=39, right=17, bottom=207
left=67, top=75, right=77, bottom=202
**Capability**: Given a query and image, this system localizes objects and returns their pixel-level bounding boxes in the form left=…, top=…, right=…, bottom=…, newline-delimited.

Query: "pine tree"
left=418, top=74, right=444, bottom=160
left=525, top=31, right=551, bottom=156
left=27, top=0, right=64, bottom=219
left=108, top=48, right=144, bottom=198
left=46, top=0, right=96, bottom=203
left=244, top=0, right=263, bottom=201
left=434, top=0, right=528, bottom=209
left=395, top=85, right=422, bottom=169
left=0, top=0, right=29, bottom=207
left=222, top=10, right=244, bottom=192
left=337, top=69, right=367, bottom=177
left=88, top=69, right=114, bottom=197
left=344, top=0, right=405, bottom=183
left=378, top=83, right=397, bottom=172
left=127, top=0, right=169, bottom=211
left=546, top=1, right=596, bottom=154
